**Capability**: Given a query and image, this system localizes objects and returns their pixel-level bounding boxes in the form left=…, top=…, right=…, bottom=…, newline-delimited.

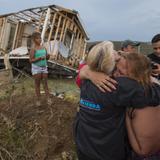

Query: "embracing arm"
left=126, top=112, right=142, bottom=155
left=79, top=65, right=117, bottom=92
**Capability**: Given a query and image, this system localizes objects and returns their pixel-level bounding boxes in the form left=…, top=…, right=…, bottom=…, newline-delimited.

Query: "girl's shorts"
left=31, top=64, right=48, bottom=75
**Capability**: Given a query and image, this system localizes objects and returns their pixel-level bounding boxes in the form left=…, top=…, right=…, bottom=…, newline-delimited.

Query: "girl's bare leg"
left=42, top=73, right=52, bottom=105
left=42, top=73, right=50, bottom=96
left=33, top=74, right=41, bottom=106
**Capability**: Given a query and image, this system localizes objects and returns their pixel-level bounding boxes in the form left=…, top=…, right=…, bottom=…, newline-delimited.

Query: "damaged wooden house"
left=0, top=4, right=89, bottom=77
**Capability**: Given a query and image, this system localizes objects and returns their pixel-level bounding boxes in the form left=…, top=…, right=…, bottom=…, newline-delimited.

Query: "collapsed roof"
left=0, top=4, right=89, bottom=40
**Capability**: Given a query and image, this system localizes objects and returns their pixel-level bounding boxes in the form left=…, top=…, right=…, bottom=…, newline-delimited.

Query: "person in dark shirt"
left=78, top=52, right=160, bottom=160
left=148, top=34, right=160, bottom=80
left=74, top=41, right=160, bottom=160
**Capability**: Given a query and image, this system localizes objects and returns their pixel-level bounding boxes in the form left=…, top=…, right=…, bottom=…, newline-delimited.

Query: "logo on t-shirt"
left=80, top=98, right=101, bottom=111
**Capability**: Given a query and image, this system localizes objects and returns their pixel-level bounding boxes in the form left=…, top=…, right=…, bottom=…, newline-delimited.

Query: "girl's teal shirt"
left=33, top=48, right=47, bottom=67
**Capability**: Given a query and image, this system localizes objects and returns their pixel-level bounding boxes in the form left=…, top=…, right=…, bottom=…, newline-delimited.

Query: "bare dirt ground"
left=0, top=78, right=79, bottom=160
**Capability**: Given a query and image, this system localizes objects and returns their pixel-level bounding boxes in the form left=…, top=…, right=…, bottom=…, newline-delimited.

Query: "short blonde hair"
left=87, top=41, right=115, bottom=74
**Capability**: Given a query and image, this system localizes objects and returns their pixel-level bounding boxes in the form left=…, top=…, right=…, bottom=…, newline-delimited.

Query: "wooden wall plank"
left=0, top=18, right=7, bottom=48
left=62, top=20, right=69, bottom=42
left=54, top=15, right=62, bottom=40
left=82, top=40, right=87, bottom=58
left=77, top=34, right=83, bottom=58
left=59, top=18, right=66, bottom=42
left=37, top=11, right=45, bottom=31
left=47, top=12, right=57, bottom=42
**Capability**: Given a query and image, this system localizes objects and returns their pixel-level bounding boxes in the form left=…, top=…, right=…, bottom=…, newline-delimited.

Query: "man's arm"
left=79, top=65, right=117, bottom=92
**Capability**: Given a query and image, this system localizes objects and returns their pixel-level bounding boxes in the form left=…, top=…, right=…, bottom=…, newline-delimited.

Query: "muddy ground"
left=0, top=78, right=79, bottom=160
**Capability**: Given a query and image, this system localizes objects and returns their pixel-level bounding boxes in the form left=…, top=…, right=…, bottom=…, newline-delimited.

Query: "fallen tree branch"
left=0, top=146, right=14, bottom=160
left=12, top=66, right=33, bottom=80
left=0, top=151, right=5, bottom=160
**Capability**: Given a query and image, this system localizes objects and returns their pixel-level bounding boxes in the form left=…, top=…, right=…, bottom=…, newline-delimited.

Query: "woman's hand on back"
left=89, top=71, right=117, bottom=92
left=80, top=65, right=117, bottom=92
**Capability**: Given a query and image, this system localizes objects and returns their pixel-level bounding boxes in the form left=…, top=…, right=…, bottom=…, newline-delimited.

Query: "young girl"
left=29, top=32, right=51, bottom=106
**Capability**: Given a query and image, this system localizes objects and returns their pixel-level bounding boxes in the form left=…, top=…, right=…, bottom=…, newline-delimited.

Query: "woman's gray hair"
left=87, top=41, right=115, bottom=75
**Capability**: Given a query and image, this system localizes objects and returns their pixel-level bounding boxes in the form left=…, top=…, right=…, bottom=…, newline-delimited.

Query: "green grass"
left=0, top=77, right=80, bottom=102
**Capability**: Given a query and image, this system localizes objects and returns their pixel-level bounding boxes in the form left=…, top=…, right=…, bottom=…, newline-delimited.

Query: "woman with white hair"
left=74, top=41, right=160, bottom=160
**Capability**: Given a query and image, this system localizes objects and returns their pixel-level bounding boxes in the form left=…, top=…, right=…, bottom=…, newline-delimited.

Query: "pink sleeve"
left=76, top=63, right=86, bottom=88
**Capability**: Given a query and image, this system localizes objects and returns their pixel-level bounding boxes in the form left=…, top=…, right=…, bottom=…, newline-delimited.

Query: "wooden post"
left=76, top=32, right=81, bottom=57
left=0, top=18, right=3, bottom=47
left=78, top=39, right=83, bottom=58
left=17, top=22, right=23, bottom=48
left=82, top=40, right=87, bottom=59
left=17, top=23, right=25, bottom=47
left=73, top=31, right=80, bottom=56
left=37, top=11, right=44, bottom=31
left=48, top=12, right=57, bottom=42
left=41, top=8, right=51, bottom=44
left=15, top=22, right=23, bottom=48
left=77, top=34, right=83, bottom=58
left=68, top=23, right=74, bottom=50
left=54, top=15, right=62, bottom=41
left=4, top=53, right=12, bottom=70
left=73, top=25, right=78, bottom=34
left=12, top=22, right=19, bottom=50
left=53, top=15, right=62, bottom=60
left=62, top=20, right=70, bottom=42
left=71, top=26, right=78, bottom=54
left=70, top=33, right=74, bottom=50
left=0, top=18, right=7, bottom=48
left=0, top=18, right=3, bottom=46
left=59, top=18, right=66, bottom=42
left=0, top=18, right=3, bottom=28
left=70, top=22, right=74, bottom=31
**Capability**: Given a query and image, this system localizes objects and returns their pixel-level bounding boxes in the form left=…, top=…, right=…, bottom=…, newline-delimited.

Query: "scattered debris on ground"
left=0, top=78, right=79, bottom=160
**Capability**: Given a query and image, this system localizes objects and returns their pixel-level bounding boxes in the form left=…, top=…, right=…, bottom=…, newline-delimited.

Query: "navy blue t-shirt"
left=74, top=77, right=160, bottom=160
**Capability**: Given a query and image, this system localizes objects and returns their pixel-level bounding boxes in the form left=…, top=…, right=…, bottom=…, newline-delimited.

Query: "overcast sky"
left=1, top=0, right=160, bottom=42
